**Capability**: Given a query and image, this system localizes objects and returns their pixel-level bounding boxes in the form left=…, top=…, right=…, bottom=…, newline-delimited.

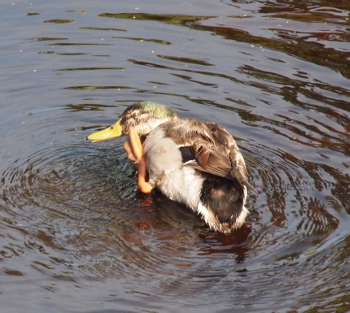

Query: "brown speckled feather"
left=158, top=118, right=253, bottom=190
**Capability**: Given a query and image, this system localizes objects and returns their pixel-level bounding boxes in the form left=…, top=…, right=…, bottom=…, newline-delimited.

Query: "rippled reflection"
left=1, top=0, right=350, bottom=311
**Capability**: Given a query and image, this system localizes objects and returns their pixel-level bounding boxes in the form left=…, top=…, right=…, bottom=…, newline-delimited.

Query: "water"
left=1, top=0, right=350, bottom=312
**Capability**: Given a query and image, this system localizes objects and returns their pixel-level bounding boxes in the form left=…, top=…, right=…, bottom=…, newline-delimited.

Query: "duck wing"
left=159, top=119, right=231, bottom=176
left=182, top=143, right=233, bottom=179
left=159, top=118, right=255, bottom=191
left=160, top=118, right=215, bottom=146
left=205, top=122, right=256, bottom=192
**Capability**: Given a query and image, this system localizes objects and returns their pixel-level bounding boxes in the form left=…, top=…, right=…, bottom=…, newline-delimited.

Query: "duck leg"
left=128, top=127, right=153, bottom=194
left=123, top=140, right=137, bottom=162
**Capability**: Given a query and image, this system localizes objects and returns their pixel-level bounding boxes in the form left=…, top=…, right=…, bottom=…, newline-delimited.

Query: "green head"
left=87, top=101, right=178, bottom=142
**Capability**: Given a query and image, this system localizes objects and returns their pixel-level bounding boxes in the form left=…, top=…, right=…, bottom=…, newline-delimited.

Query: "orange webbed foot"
left=128, top=128, right=153, bottom=194
left=137, top=154, right=153, bottom=194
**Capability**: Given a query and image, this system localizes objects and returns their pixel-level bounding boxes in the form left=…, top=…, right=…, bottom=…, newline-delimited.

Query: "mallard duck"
left=87, top=101, right=254, bottom=234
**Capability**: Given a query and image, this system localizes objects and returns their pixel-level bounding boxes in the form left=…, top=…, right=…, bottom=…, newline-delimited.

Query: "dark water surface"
left=1, top=0, right=350, bottom=312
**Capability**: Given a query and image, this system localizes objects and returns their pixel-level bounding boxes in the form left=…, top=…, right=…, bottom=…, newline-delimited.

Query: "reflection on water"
left=1, top=0, right=350, bottom=312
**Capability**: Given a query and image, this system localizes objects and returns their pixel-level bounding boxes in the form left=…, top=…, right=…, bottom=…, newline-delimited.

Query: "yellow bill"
left=87, top=119, right=123, bottom=142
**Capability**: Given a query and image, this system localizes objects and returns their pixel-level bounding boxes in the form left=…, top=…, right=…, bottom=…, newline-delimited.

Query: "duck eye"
left=132, top=113, right=137, bottom=118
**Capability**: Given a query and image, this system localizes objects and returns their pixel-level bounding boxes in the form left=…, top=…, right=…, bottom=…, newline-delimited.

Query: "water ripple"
left=1, top=0, right=350, bottom=311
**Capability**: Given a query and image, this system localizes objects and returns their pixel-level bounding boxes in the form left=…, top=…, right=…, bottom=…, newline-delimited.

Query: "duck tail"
left=198, top=177, right=248, bottom=234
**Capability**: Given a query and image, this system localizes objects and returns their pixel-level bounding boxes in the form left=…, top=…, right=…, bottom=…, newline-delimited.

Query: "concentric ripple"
left=245, top=141, right=340, bottom=255
left=0, top=141, right=249, bottom=284
left=0, top=134, right=346, bottom=309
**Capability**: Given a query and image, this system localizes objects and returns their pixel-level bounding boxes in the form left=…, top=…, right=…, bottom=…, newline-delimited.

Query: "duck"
left=87, top=101, right=255, bottom=234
